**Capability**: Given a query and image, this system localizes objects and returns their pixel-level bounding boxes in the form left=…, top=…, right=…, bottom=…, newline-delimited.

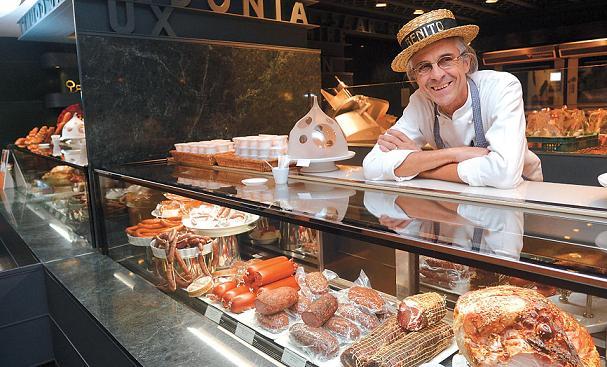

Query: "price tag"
left=204, top=305, right=223, bottom=324
left=281, top=348, right=307, bottom=367
left=235, top=323, right=255, bottom=344
left=296, top=159, right=310, bottom=167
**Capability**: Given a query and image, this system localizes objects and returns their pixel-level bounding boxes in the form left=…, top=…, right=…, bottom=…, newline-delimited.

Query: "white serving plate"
left=183, top=214, right=259, bottom=237
left=241, top=178, right=268, bottom=186
left=598, top=173, right=607, bottom=187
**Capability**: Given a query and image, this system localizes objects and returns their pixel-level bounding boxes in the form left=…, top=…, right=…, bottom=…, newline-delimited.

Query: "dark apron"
left=432, top=78, right=486, bottom=249
left=433, top=78, right=488, bottom=149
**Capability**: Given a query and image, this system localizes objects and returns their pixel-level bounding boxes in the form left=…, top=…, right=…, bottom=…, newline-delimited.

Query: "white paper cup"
left=272, top=167, right=289, bottom=185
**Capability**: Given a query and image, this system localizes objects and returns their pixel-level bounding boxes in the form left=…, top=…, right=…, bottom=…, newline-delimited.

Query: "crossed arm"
left=377, top=129, right=489, bottom=183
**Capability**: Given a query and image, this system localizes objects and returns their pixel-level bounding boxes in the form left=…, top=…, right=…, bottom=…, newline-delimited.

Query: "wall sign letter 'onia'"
left=108, top=0, right=308, bottom=35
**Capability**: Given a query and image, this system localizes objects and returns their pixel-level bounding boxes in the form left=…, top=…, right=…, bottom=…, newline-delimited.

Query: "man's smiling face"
left=411, top=37, right=471, bottom=115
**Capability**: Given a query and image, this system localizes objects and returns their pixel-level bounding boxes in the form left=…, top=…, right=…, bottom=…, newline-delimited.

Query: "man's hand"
left=450, top=147, right=490, bottom=163
left=378, top=129, right=419, bottom=152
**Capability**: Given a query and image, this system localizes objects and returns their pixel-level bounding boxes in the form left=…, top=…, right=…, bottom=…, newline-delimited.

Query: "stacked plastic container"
left=233, top=134, right=288, bottom=159
left=174, top=139, right=234, bottom=154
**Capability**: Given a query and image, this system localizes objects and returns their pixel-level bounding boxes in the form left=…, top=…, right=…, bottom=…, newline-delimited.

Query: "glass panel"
left=97, top=166, right=607, bottom=366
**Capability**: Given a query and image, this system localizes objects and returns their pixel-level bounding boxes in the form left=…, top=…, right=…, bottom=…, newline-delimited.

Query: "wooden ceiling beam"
left=440, top=0, right=505, bottom=16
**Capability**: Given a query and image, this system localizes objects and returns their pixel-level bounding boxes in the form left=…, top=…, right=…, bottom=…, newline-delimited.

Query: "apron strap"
left=433, top=78, right=488, bottom=149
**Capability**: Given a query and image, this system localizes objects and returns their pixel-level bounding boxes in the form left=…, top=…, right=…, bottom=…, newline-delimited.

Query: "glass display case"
left=93, top=161, right=607, bottom=367
left=6, top=145, right=93, bottom=246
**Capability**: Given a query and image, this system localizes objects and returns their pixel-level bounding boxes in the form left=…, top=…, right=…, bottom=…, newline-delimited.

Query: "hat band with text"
left=399, top=18, right=459, bottom=49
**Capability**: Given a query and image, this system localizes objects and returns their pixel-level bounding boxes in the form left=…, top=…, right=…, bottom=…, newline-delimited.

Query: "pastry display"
left=588, top=108, right=607, bottom=134
left=42, top=165, right=84, bottom=187
left=453, top=285, right=600, bottom=367
left=526, top=106, right=590, bottom=137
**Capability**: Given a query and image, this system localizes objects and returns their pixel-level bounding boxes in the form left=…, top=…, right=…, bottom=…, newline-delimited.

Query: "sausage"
left=335, top=304, right=380, bottom=330
left=221, top=285, right=250, bottom=307
left=256, top=276, right=300, bottom=293
left=305, top=272, right=328, bottom=294
left=289, top=323, right=339, bottom=360
left=397, top=292, right=446, bottom=331
left=302, top=293, right=338, bottom=327
left=255, top=287, right=299, bottom=315
left=290, top=294, right=312, bottom=315
left=256, top=311, right=290, bottom=333
left=324, top=316, right=360, bottom=341
left=348, top=286, right=385, bottom=312
left=229, top=291, right=256, bottom=313
left=212, top=280, right=237, bottom=299
left=245, top=256, right=288, bottom=283
left=251, top=260, right=297, bottom=288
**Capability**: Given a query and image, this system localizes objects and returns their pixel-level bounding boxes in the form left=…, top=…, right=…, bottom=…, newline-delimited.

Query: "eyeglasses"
left=411, top=52, right=468, bottom=77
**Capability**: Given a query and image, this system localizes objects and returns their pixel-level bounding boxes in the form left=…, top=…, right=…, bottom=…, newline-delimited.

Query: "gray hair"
left=405, top=37, right=479, bottom=83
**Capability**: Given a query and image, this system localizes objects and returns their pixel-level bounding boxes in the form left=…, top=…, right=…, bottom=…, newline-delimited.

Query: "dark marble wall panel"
left=78, top=35, right=320, bottom=167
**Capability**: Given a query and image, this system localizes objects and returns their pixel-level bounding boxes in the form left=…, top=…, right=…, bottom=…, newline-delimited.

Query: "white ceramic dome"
left=61, top=114, right=85, bottom=140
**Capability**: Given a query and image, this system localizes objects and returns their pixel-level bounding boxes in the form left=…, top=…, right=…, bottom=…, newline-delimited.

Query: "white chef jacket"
left=363, top=191, right=524, bottom=260
left=363, top=70, right=543, bottom=189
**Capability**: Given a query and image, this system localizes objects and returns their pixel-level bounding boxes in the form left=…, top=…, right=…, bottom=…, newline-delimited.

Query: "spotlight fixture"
left=413, top=9, right=424, bottom=15
left=376, top=2, right=387, bottom=8
left=485, top=0, right=499, bottom=3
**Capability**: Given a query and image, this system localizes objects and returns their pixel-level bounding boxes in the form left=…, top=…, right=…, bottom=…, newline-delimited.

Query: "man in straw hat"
left=363, top=9, right=543, bottom=188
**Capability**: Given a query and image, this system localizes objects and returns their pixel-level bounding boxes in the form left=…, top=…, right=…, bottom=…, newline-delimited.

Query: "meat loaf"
left=348, top=286, right=385, bottom=312
left=335, top=304, right=380, bottom=330
left=305, top=272, right=329, bottom=294
left=256, top=311, right=290, bottom=333
left=290, top=323, right=339, bottom=360
left=290, top=294, right=312, bottom=315
left=302, top=293, right=338, bottom=327
left=255, top=286, right=298, bottom=315
left=324, top=316, right=360, bottom=341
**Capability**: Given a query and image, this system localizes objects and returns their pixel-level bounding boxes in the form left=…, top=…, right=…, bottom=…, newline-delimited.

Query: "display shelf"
left=95, top=163, right=607, bottom=298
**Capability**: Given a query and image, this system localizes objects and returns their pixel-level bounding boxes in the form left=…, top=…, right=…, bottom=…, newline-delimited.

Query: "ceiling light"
left=550, top=72, right=562, bottom=82
left=485, top=0, right=499, bottom=3
left=376, top=2, right=387, bottom=8
left=413, top=9, right=424, bottom=15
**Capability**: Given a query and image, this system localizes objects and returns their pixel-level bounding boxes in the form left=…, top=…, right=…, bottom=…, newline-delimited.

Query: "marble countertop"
left=0, top=189, right=281, bottom=367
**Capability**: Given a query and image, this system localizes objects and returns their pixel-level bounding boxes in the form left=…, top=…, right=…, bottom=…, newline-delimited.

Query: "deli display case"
left=5, top=145, right=93, bottom=246
left=91, top=160, right=607, bottom=367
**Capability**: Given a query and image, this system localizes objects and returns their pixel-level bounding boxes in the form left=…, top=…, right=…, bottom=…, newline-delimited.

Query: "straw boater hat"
left=391, top=9, right=479, bottom=72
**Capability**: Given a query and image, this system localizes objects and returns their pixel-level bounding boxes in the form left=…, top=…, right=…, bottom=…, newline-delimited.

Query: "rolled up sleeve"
left=457, top=76, right=526, bottom=189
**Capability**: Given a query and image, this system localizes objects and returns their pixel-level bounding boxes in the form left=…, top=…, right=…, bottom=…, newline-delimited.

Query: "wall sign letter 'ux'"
left=108, top=0, right=308, bottom=35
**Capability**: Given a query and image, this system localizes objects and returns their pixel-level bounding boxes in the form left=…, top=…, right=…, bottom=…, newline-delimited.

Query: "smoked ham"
left=453, top=285, right=599, bottom=367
